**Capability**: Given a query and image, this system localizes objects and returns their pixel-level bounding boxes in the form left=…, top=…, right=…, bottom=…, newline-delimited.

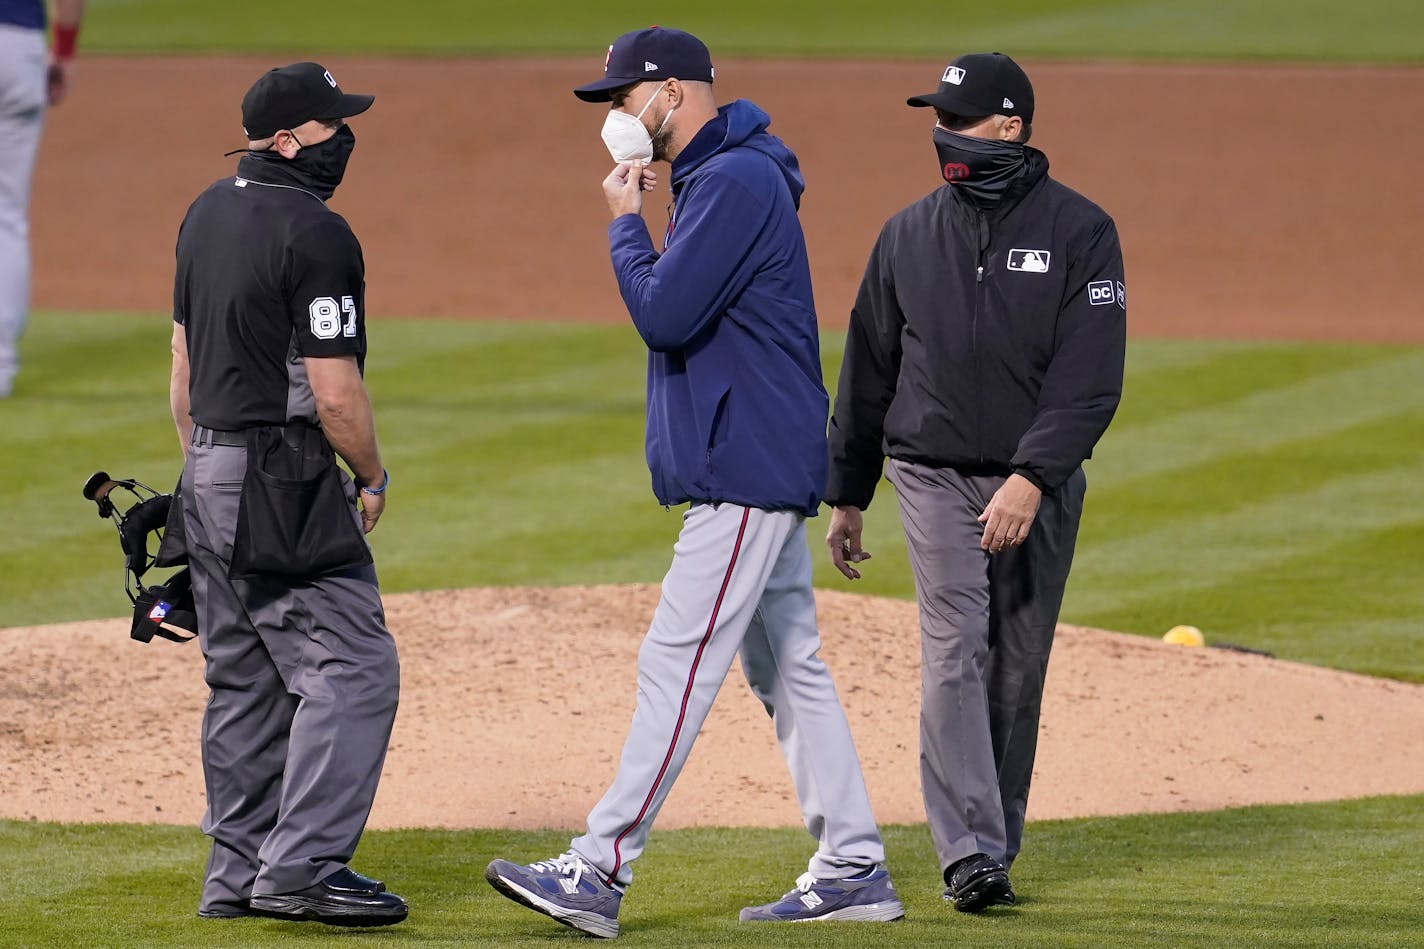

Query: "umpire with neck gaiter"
left=168, top=62, right=406, bottom=927
left=824, top=52, right=1126, bottom=913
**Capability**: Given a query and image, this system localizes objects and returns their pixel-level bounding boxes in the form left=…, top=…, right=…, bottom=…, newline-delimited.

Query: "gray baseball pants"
left=572, top=502, right=886, bottom=887
left=180, top=430, right=399, bottom=915
left=0, top=24, right=47, bottom=395
left=886, top=459, right=1084, bottom=875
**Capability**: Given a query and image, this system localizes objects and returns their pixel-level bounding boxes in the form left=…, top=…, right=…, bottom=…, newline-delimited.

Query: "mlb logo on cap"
left=942, top=66, right=966, bottom=85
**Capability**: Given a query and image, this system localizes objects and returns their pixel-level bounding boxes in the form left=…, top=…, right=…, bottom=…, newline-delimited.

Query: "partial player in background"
left=485, top=27, right=903, bottom=939
left=824, top=53, right=1126, bottom=912
left=0, top=0, right=83, bottom=397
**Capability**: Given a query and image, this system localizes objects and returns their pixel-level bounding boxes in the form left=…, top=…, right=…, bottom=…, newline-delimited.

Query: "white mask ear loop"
left=634, top=79, right=670, bottom=122
left=642, top=80, right=677, bottom=142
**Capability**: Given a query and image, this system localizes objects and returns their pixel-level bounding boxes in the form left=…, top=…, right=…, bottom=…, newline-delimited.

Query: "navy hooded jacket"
left=608, top=99, right=828, bottom=516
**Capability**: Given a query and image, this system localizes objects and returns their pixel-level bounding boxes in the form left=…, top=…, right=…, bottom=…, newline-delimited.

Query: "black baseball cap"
left=573, top=27, right=714, bottom=102
left=907, top=52, right=1034, bottom=123
left=241, top=62, right=374, bottom=139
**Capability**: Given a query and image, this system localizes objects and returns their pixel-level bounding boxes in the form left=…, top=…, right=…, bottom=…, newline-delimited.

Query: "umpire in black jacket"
left=824, top=53, right=1125, bottom=912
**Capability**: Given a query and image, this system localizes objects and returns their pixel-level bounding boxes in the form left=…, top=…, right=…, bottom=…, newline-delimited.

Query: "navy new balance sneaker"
left=739, top=865, right=905, bottom=923
left=485, top=851, right=623, bottom=938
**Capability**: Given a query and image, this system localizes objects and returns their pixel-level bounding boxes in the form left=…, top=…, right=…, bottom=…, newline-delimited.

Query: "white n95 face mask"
left=601, top=80, right=674, bottom=163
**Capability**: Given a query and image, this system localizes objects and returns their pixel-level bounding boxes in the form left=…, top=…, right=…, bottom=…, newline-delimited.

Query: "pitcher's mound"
left=2, top=585, right=1421, bottom=828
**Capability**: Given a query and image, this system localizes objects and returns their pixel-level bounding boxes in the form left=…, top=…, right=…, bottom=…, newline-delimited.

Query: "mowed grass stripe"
left=1114, top=342, right=1399, bottom=425
left=1070, top=458, right=1424, bottom=611
left=1081, top=412, right=1417, bottom=536
left=1091, top=348, right=1424, bottom=489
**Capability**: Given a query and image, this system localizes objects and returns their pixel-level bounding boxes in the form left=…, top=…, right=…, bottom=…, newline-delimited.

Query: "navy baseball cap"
left=241, top=62, right=374, bottom=139
left=907, top=52, right=1035, bottom=123
left=573, top=27, right=714, bottom=102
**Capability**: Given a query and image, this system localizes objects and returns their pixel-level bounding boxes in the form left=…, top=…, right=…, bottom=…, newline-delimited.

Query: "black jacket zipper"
left=972, top=208, right=991, bottom=462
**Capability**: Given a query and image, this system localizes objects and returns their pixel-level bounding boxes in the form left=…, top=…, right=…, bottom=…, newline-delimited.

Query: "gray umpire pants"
left=886, top=459, right=1084, bottom=876
left=180, top=430, right=399, bottom=915
left=0, top=24, right=47, bottom=395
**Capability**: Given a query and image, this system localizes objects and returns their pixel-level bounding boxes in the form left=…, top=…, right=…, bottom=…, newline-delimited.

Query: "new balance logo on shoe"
left=799, top=891, right=823, bottom=910
left=559, top=878, right=579, bottom=895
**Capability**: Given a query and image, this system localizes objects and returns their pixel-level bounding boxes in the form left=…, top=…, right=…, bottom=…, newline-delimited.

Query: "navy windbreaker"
left=609, top=99, right=828, bottom=516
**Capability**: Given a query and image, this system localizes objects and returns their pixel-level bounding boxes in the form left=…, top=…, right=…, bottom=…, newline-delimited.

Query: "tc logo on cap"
left=943, top=66, right=966, bottom=85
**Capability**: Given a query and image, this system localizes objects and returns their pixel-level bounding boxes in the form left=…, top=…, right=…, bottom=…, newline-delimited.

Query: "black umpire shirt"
left=174, top=153, right=367, bottom=432
left=825, top=148, right=1126, bottom=509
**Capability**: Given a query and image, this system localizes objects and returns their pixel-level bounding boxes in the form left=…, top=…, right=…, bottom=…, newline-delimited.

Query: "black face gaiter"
left=231, top=125, right=356, bottom=200
left=932, top=126, right=1026, bottom=204
left=286, top=125, right=357, bottom=199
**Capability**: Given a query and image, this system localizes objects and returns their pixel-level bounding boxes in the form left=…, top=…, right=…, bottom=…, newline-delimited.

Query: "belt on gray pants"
left=190, top=425, right=247, bottom=448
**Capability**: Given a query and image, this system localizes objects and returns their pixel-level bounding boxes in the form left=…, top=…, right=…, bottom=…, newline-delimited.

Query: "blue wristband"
left=360, top=468, right=389, bottom=495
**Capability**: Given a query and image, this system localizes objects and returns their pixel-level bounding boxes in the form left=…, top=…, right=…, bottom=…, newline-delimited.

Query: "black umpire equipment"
left=81, top=470, right=198, bottom=644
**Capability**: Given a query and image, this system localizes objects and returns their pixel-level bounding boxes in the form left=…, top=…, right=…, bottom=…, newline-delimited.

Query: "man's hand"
left=358, top=488, right=384, bottom=534
left=978, top=473, right=1042, bottom=554
left=603, top=161, right=657, bottom=219
left=47, top=60, right=74, bottom=106
left=827, top=505, right=872, bottom=580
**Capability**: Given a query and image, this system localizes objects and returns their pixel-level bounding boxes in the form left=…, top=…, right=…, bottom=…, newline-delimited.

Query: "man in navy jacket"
left=485, top=27, right=903, bottom=939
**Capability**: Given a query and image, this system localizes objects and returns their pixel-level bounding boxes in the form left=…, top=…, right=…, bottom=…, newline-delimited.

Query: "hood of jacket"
left=671, top=99, right=805, bottom=208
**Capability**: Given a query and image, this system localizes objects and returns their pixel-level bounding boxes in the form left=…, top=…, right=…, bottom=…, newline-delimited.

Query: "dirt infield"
left=3, top=587, right=1422, bottom=830
left=30, top=56, right=1424, bottom=341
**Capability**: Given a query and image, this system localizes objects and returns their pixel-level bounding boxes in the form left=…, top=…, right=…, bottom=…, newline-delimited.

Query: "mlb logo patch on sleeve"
left=1006, top=249, right=1051, bottom=273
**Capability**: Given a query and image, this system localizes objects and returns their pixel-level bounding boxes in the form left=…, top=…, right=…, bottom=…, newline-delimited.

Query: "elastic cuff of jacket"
left=53, top=24, right=79, bottom=60
left=1012, top=467, right=1046, bottom=491
left=360, top=468, right=389, bottom=495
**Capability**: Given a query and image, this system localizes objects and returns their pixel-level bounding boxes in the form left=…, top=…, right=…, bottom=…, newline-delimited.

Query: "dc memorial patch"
left=1088, top=279, right=1127, bottom=310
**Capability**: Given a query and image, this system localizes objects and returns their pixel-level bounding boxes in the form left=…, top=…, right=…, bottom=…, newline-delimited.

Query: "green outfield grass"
left=82, top=0, right=1423, bottom=63
left=2, top=795, right=1421, bottom=948
left=3, top=313, right=1421, bottom=681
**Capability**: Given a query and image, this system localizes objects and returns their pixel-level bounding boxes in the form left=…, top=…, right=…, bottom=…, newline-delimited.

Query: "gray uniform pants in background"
left=572, top=502, right=886, bottom=887
left=887, top=459, right=1085, bottom=875
left=181, top=433, right=400, bottom=915
left=0, top=25, right=47, bottom=395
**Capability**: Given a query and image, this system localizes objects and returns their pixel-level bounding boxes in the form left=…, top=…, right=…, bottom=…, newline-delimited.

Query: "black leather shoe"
left=248, top=868, right=408, bottom=927
left=325, top=867, right=388, bottom=894
left=943, top=853, right=1014, bottom=913
left=197, top=902, right=252, bottom=919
